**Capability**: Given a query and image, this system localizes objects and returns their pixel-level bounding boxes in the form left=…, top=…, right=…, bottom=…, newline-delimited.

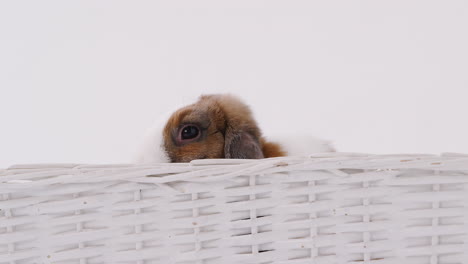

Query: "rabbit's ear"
left=224, top=128, right=264, bottom=159
left=203, top=94, right=264, bottom=159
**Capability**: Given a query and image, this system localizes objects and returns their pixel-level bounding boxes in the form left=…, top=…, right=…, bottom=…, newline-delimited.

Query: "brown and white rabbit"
left=134, top=94, right=334, bottom=163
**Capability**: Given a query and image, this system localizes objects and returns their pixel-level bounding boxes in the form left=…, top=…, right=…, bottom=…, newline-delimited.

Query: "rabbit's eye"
left=180, top=125, right=200, bottom=140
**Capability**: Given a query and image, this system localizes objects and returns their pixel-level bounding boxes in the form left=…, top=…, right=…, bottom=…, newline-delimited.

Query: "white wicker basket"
left=2, top=153, right=468, bottom=264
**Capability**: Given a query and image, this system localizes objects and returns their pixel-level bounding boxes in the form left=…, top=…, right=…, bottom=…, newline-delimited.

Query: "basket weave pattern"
left=1, top=154, right=468, bottom=264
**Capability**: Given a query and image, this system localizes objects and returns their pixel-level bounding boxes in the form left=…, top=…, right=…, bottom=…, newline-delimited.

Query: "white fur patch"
left=133, top=111, right=172, bottom=163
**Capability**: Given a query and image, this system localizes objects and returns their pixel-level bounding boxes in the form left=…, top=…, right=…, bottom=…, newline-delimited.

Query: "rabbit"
left=134, top=94, right=334, bottom=163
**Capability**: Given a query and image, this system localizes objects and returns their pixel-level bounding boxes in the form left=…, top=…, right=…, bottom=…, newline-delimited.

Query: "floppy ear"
left=224, top=127, right=264, bottom=159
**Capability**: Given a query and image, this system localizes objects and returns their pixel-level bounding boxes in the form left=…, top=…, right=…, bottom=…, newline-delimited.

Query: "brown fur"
left=261, top=139, right=287, bottom=158
left=163, top=94, right=286, bottom=162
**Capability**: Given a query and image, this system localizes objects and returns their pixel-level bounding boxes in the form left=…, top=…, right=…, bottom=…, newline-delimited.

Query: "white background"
left=1, top=1, right=467, bottom=167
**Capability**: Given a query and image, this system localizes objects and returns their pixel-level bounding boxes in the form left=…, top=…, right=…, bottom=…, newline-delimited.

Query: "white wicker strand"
left=361, top=175, right=370, bottom=263
left=333, top=169, right=347, bottom=264
left=431, top=169, right=440, bottom=264
left=191, top=191, right=202, bottom=264
left=133, top=189, right=144, bottom=264
left=2, top=194, right=15, bottom=264
left=73, top=192, right=87, bottom=264
left=308, top=178, right=318, bottom=262
left=464, top=182, right=468, bottom=264
left=249, top=174, right=259, bottom=257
